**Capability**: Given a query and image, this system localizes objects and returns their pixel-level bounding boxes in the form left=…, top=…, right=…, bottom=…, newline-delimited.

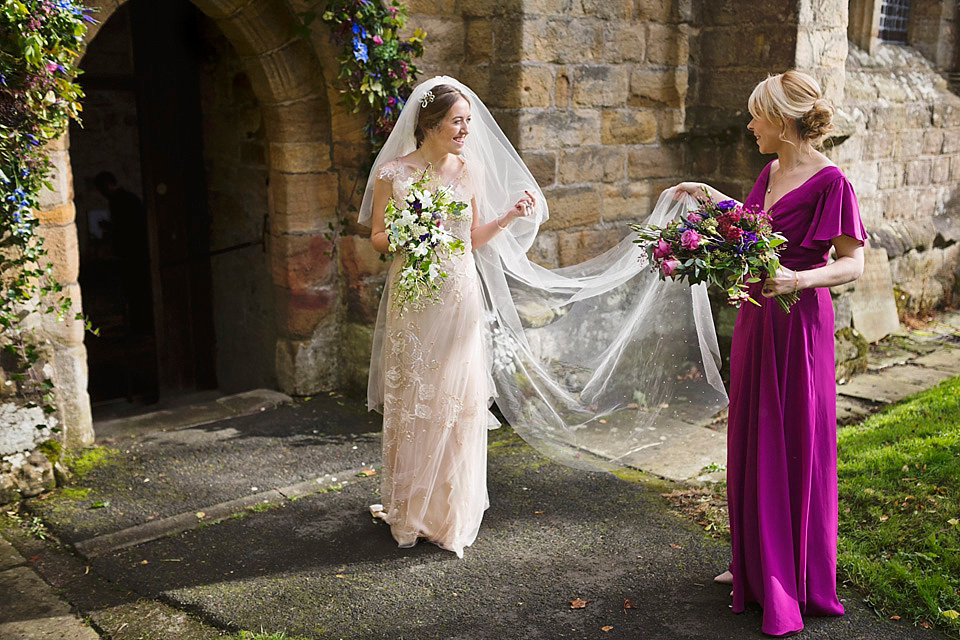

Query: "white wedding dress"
left=369, top=158, right=497, bottom=558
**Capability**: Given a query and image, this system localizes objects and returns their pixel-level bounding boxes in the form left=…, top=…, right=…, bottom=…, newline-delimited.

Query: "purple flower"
left=716, top=200, right=737, bottom=211
left=372, top=35, right=383, bottom=45
left=653, top=238, right=672, bottom=260
left=661, top=258, right=681, bottom=277
left=681, top=229, right=701, bottom=250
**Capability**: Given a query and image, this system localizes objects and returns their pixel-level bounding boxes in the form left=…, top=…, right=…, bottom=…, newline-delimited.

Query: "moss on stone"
left=36, top=439, right=62, bottom=464
left=63, top=446, right=119, bottom=477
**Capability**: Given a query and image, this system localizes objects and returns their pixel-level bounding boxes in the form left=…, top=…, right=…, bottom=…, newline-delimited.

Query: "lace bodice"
left=378, top=159, right=475, bottom=248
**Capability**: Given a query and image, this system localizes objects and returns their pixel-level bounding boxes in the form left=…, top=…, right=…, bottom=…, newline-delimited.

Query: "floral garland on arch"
left=0, top=0, right=94, bottom=426
left=309, top=0, right=425, bottom=156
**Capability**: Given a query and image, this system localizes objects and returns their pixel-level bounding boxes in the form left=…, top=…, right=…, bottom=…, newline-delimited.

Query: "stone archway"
left=37, top=0, right=341, bottom=446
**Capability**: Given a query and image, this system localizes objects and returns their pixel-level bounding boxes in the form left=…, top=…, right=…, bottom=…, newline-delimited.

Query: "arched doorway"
left=60, top=0, right=340, bottom=425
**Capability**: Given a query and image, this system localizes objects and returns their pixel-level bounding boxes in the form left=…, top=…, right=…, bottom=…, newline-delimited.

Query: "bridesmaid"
left=676, top=70, right=866, bottom=636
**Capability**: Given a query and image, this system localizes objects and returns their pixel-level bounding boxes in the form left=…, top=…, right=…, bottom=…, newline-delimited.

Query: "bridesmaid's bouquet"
left=385, top=172, right=467, bottom=314
left=630, top=191, right=799, bottom=312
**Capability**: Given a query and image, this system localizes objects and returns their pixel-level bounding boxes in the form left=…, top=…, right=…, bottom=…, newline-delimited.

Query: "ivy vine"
left=0, top=0, right=94, bottom=427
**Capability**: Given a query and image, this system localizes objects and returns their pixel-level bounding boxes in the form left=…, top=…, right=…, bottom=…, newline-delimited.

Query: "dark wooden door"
left=130, top=0, right=216, bottom=393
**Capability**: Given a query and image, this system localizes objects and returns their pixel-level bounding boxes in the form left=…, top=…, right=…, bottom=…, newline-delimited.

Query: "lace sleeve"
left=377, top=160, right=403, bottom=182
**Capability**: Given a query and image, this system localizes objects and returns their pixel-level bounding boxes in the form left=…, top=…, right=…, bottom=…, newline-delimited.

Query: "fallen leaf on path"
left=598, top=419, right=607, bottom=424
left=139, top=560, right=148, bottom=565
left=890, top=615, right=901, bottom=621
left=570, top=598, right=588, bottom=609
left=920, top=621, right=931, bottom=628
left=670, top=544, right=682, bottom=549
left=335, top=574, right=345, bottom=579
left=942, top=610, right=959, bottom=620
left=27, top=555, right=40, bottom=563
left=195, top=511, right=205, bottom=519
left=601, top=626, right=613, bottom=632
left=623, top=599, right=637, bottom=610
left=534, top=510, right=545, bottom=515
left=356, top=469, right=377, bottom=477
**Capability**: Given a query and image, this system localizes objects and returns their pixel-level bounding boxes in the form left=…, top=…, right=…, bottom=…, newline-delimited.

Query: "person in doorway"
left=674, top=70, right=866, bottom=636
left=94, top=170, right=153, bottom=334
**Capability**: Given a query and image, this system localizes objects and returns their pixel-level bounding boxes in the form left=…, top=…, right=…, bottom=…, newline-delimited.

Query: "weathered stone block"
left=269, top=171, right=339, bottom=235
left=458, top=0, right=521, bottom=17
left=572, top=0, right=633, bottom=20
left=37, top=222, right=79, bottom=286
left=601, top=109, right=658, bottom=144
left=628, top=68, right=684, bottom=108
left=465, top=18, right=493, bottom=62
left=904, top=159, right=932, bottom=186
left=269, top=232, right=336, bottom=289
left=524, top=18, right=603, bottom=64
left=558, top=147, right=625, bottom=184
left=37, top=149, right=71, bottom=210
left=526, top=231, right=559, bottom=267
left=932, top=156, right=951, bottom=184
left=658, top=108, right=687, bottom=139
left=637, top=0, right=673, bottom=21
left=876, top=161, right=903, bottom=190
left=36, top=202, right=76, bottom=227
left=520, top=151, right=558, bottom=187
left=540, top=185, right=603, bottom=229
left=268, top=141, right=332, bottom=174
left=217, top=0, right=297, bottom=58
left=275, top=314, right=339, bottom=395
left=601, top=182, right=653, bottom=222
left=557, top=227, right=624, bottom=266
left=905, top=103, right=933, bottom=129
left=921, top=128, right=944, bottom=154
left=273, top=284, right=337, bottom=338
left=416, top=16, right=466, bottom=66
left=603, top=22, right=646, bottom=63
left=41, top=283, right=84, bottom=347
left=862, top=132, right=894, bottom=160
left=524, top=0, right=568, bottom=15
left=51, top=345, right=92, bottom=448
left=573, top=65, right=629, bottom=107
left=849, top=247, right=901, bottom=343
left=645, top=23, right=686, bottom=66
left=628, top=144, right=685, bottom=180
left=516, top=109, right=601, bottom=150
left=243, top=39, right=325, bottom=105
left=894, top=131, right=924, bottom=159
left=555, top=68, right=572, bottom=107
left=942, top=130, right=960, bottom=154
left=488, top=64, right=555, bottom=109
left=261, top=95, right=331, bottom=145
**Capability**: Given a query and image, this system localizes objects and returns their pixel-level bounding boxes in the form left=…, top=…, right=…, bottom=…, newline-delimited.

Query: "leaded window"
left=878, top=0, right=910, bottom=42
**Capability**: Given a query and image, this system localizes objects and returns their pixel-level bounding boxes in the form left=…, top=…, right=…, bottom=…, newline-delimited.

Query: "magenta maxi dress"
left=727, top=162, right=867, bottom=636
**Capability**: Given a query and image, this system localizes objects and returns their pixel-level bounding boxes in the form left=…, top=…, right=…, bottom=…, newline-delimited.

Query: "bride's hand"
left=506, top=190, right=536, bottom=222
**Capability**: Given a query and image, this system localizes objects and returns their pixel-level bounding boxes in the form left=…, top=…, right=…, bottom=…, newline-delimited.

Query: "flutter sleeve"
left=800, top=172, right=867, bottom=250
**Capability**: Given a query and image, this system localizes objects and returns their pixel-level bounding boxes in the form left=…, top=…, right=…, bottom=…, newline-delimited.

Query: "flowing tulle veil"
left=360, top=76, right=728, bottom=472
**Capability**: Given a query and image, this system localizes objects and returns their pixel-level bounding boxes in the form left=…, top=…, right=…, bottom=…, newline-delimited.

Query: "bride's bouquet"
left=630, top=191, right=799, bottom=312
left=385, top=171, right=467, bottom=314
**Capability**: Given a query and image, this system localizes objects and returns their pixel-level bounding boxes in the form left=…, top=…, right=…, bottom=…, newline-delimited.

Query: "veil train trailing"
left=359, top=76, right=728, bottom=473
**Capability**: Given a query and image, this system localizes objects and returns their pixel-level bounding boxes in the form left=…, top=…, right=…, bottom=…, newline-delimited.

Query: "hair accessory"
left=420, top=90, right=435, bottom=109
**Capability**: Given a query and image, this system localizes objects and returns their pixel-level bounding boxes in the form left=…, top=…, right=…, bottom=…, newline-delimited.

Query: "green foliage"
left=304, top=0, right=424, bottom=156
left=0, top=0, right=95, bottom=427
left=838, top=375, right=960, bottom=637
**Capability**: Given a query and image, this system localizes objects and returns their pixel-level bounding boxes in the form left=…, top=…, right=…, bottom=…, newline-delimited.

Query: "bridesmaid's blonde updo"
left=414, top=84, right=469, bottom=148
left=748, top=70, right=834, bottom=146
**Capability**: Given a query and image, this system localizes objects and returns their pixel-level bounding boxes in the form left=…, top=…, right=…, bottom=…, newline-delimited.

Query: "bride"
left=360, top=76, right=728, bottom=557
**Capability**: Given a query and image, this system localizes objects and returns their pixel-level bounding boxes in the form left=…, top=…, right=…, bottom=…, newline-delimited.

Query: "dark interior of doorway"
left=72, top=0, right=217, bottom=421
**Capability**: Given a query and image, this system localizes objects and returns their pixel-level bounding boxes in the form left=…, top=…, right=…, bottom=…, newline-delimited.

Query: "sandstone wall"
left=841, top=43, right=960, bottom=313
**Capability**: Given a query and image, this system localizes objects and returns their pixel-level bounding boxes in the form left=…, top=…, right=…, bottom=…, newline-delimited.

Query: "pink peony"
left=372, top=35, right=384, bottom=45
left=686, top=213, right=703, bottom=224
left=661, top=258, right=681, bottom=277
left=653, top=238, right=672, bottom=260
left=681, top=229, right=701, bottom=250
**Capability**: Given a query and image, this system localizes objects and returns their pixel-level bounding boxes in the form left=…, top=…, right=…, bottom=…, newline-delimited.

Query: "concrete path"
left=1, top=312, right=958, bottom=639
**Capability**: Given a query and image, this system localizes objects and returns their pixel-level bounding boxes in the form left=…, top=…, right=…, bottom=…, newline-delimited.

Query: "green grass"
left=838, top=374, right=960, bottom=637
left=228, top=631, right=309, bottom=640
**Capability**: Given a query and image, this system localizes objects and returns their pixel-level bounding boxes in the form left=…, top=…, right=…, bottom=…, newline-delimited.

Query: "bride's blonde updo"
left=414, top=84, right=469, bottom=148
left=748, top=70, right=834, bottom=145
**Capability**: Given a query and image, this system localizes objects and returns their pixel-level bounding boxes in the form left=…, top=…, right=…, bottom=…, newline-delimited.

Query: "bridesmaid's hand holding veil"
left=672, top=181, right=738, bottom=206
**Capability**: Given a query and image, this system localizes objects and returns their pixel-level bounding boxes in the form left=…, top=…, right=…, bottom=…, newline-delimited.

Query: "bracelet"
left=794, top=271, right=800, bottom=292
left=496, top=217, right=508, bottom=230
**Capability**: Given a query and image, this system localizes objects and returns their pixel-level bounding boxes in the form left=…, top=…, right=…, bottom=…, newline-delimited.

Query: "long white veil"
left=360, top=76, right=728, bottom=472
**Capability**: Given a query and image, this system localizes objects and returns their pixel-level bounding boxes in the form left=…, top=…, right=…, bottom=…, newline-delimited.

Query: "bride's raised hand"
left=506, top=190, right=536, bottom=222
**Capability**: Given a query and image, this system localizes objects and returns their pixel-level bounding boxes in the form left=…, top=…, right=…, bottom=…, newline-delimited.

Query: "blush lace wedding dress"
left=368, top=159, right=497, bottom=558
